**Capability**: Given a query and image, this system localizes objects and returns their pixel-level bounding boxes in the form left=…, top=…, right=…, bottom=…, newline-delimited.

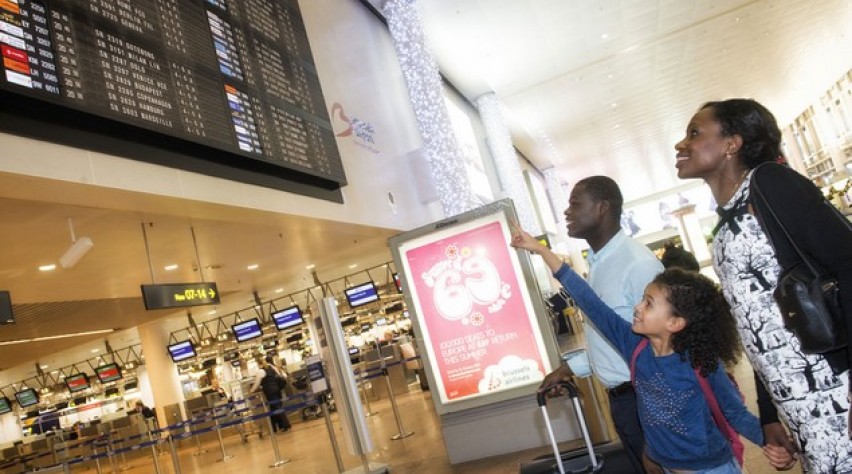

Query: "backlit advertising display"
left=390, top=200, right=555, bottom=414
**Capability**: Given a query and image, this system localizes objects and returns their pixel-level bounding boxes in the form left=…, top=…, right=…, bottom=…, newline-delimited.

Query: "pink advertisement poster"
left=402, top=217, right=548, bottom=403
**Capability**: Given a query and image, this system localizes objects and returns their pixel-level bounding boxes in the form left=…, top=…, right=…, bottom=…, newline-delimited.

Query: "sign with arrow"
left=141, top=282, right=219, bottom=310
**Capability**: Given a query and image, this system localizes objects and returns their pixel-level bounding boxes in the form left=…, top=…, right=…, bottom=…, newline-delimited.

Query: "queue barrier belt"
left=8, top=393, right=319, bottom=472
left=1, top=356, right=423, bottom=470
left=353, top=355, right=421, bottom=380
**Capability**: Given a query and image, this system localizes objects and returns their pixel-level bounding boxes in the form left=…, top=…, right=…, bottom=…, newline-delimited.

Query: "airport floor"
left=62, top=357, right=800, bottom=474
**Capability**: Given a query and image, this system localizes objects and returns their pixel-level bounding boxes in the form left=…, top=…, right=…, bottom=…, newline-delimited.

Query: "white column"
left=476, top=92, right=540, bottom=234
left=670, top=204, right=711, bottom=264
left=382, top=0, right=481, bottom=217
left=137, top=320, right=185, bottom=423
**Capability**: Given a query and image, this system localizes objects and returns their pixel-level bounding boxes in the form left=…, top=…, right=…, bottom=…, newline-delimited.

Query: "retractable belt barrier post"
left=381, top=365, right=413, bottom=440
left=213, top=406, right=233, bottom=462
left=319, top=391, right=345, bottom=473
left=191, top=411, right=210, bottom=456
left=262, top=398, right=290, bottom=468
left=358, top=360, right=377, bottom=417
left=168, top=434, right=182, bottom=474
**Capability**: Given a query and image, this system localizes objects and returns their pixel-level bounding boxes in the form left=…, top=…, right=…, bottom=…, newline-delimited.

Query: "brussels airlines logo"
left=420, top=244, right=511, bottom=327
left=331, top=102, right=379, bottom=154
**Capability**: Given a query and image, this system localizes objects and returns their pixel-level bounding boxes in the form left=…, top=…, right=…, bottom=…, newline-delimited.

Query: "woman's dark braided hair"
left=653, top=268, right=742, bottom=377
left=700, top=99, right=784, bottom=169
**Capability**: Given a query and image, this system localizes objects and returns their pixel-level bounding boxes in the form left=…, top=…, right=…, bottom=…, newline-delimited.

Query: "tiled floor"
left=56, top=356, right=803, bottom=474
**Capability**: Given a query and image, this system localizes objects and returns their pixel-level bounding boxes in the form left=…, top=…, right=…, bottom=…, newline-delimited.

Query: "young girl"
left=511, top=228, right=768, bottom=473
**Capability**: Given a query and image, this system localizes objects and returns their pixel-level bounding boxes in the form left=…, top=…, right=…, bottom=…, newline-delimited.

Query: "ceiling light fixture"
left=59, top=217, right=93, bottom=269
left=39, top=264, right=56, bottom=272
left=164, top=264, right=178, bottom=271
left=0, top=328, right=115, bottom=346
left=247, top=264, right=259, bottom=270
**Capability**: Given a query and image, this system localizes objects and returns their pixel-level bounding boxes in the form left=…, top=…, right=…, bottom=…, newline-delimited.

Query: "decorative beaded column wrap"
left=476, top=92, right=541, bottom=234
left=543, top=168, right=569, bottom=231
left=383, top=0, right=481, bottom=217
left=544, top=168, right=587, bottom=273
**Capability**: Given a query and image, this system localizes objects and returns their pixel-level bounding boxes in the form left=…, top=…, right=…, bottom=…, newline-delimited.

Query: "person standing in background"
left=250, top=355, right=291, bottom=432
left=659, top=241, right=700, bottom=272
left=674, top=98, right=852, bottom=471
left=539, top=176, right=664, bottom=473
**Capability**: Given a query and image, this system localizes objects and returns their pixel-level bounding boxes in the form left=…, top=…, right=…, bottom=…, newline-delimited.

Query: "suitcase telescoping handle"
left=537, top=381, right=599, bottom=474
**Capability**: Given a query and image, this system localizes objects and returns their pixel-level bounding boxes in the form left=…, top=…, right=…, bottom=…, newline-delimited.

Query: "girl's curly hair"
left=653, top=268, right=742, bottom=376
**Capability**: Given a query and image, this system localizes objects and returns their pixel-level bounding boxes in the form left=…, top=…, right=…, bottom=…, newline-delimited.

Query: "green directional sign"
left=141, top=282, right=219, bottom=310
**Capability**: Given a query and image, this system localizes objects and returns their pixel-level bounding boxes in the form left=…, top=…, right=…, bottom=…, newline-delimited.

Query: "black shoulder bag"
left=751, top=174, right=848, bottom=354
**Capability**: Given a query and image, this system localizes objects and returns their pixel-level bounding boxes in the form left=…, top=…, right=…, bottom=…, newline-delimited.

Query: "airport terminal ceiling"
left=393, top=0, right=852, bottom=200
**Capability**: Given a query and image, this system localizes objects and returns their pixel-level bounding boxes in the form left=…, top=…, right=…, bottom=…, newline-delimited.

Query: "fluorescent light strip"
left=0, top=328, right=115, bottom=346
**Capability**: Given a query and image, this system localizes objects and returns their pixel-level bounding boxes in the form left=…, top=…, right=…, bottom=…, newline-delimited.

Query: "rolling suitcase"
left=519, top=380, right=605, bottom=474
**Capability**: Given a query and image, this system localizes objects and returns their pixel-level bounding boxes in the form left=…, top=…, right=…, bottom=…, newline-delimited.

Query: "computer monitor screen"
left=360, top=323, right=371, bottom=332
left=344, top=282, right=379, bottom=308
left=285, top=333, right=303, bottom=343
left=0, top=396, right=11, bottom=414
left=272, top=305, right=303, bottom=330
left=95, top=363, right=122, bottom=383
left=167, top=340, right=197, bottom=362
left=15, top=388, right=39, bottom=407
left=230, top=360, right=242, bottom=367
left=104, top=387, right=120, bottom=397
left=65, top=373, right=90, bottom=393
left=232, top=318, right=263, bottom=342
left=263, top=337, right=278, bottom=349
left=375, top=317, right=387, bottom=326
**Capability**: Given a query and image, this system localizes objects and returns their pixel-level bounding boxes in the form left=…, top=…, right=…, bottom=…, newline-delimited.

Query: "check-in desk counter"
left=359, top=343, right=409, bottom=401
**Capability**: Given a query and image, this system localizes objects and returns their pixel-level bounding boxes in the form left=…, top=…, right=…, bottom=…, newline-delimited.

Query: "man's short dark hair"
left=576, top=176, right=623, bottom=220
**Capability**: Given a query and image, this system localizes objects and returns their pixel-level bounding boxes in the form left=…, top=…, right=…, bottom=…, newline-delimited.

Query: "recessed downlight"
left=164, top=264, right=178, bottom=271
left=39, top=264, right=56, bottom=272
left=247, top=264, right=259, bottom=270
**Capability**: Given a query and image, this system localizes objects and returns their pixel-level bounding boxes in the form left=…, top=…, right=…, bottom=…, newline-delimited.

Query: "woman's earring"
left=725, top=152, right=732, bottom=160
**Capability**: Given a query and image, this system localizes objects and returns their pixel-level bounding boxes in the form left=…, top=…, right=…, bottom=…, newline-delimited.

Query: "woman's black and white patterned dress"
left=713, top=173, right=852, bottom=473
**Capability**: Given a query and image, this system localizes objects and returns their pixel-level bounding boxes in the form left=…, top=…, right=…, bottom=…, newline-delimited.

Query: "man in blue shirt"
left=541, top=176, right=663, bottom=473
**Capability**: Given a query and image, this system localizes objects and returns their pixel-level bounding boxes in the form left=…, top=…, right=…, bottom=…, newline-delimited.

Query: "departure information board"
left=0, top=0, right=345, bottom=184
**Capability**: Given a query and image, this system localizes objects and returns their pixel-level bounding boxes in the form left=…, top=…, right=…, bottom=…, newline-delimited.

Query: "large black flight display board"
left=0, top=0, right=345, bottom=187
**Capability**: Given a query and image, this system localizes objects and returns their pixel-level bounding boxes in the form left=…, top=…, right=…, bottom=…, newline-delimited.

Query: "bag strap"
left=629, top=339, right=648, bottom=386
left=750, top=166, right=821, bottom=276
left=694, top=370, right=745, bottom=466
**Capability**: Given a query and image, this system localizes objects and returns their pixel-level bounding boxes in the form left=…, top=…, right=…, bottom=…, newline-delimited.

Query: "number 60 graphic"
left=432, top=256, right=502, bottom=321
